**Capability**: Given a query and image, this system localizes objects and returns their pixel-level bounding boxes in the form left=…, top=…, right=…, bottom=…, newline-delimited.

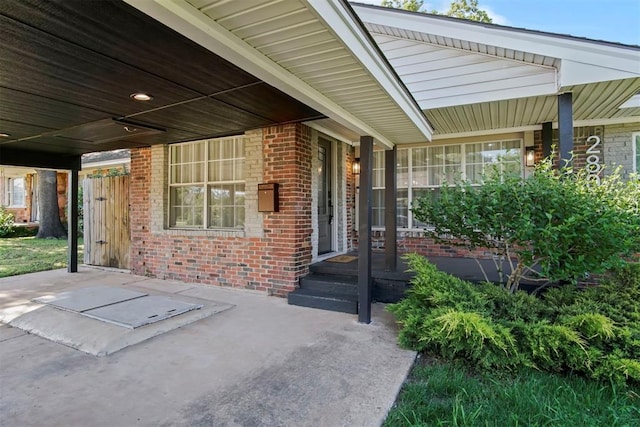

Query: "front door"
left=317, top=138, right=332, bottom=254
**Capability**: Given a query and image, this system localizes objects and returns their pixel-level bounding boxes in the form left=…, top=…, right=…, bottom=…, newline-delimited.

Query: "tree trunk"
left=35, top=169, right=67, bottom=239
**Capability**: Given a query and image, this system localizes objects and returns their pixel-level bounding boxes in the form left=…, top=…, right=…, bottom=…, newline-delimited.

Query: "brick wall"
left=129, top=123, right=314, bottom=296
left=603, top=122, right=639, bottom=179
left=533, top=125, right=605, bottom=172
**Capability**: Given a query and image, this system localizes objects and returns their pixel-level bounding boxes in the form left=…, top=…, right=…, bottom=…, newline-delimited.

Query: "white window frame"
left=5, top=177, right=26, bottom=207
left=168, top=136, right=245, bottom=230
left=633, top=132, right=639, bottom=173
left=372, top=139, right=523, bottom=230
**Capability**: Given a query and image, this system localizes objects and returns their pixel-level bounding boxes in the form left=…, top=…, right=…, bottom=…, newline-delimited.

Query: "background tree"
left=382, top=0, right=493, bottom=23
left=437, top=0, right=493, bottom=23
left=35, top=169, right=67, bottom=239
left=381, top=0, right=424, bottom=12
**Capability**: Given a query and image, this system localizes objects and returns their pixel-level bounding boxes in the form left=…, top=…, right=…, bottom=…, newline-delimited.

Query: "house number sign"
left=585, top=135, right=602, bottom=184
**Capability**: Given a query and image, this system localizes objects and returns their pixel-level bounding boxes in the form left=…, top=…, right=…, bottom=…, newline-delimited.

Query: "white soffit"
left=353, top=3, right=640, bottom=91
left=125, top=0, right=433, bottom=148
left=427, top=78, right=640, bottom=136
left=370, top=32, right=558, bottom=109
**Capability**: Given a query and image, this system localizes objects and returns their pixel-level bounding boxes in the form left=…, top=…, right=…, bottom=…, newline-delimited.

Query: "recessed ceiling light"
left=0, top=132, right=11, bottom=138
left=130, top=92, right=153, bottom=101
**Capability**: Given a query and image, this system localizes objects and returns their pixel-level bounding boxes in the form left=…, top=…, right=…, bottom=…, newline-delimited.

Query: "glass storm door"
left=317, top=138, right=332, bottom=254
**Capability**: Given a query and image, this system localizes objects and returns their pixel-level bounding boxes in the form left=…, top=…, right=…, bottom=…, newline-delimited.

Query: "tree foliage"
left=437, top=0, right=493, bottom=23
left=381, top=0, right=493, bottom=23
left=412, top=157, right=640, bottom=292
left=381, top=0, right=424, bottom=12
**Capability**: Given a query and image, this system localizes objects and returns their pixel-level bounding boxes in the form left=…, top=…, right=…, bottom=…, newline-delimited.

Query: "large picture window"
left=372, top=139, right=522, bottom=229
left=169, top=136, right=245, bottom=229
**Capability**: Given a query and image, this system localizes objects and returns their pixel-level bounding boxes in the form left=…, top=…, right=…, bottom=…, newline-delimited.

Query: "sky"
left=355, top=0, right=640, bottom=46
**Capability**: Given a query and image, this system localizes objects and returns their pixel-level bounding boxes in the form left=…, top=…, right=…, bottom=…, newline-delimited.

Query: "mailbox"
left=258, top=183, right=279, bottom=212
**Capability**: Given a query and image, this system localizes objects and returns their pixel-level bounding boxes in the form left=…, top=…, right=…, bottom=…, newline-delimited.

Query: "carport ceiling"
left=0, top=0, right=323, bottom=166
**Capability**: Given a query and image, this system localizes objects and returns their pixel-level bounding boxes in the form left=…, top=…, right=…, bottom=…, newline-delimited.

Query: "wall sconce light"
left=525, top=147, right=535, bottom=167
left=352, top=158, right=361, bottom=175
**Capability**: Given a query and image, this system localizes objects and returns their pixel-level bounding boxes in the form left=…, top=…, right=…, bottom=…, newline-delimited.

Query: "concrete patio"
left=0, top=267, right=415, bottom=427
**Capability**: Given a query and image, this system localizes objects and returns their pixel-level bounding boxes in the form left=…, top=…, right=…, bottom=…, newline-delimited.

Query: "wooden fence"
left=83, top=175, right=130, bottom=269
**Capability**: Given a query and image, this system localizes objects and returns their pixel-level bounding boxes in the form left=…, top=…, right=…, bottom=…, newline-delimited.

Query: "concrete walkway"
left=0, top=267, right=415, bottom=427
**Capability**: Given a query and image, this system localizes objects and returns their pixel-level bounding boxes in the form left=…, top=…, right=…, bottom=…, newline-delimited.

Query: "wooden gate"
left=83, top=175, right=130, bottom=269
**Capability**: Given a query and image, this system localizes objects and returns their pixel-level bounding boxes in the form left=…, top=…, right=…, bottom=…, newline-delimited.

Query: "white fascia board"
left=304, top=121, right=357, bottom=145
left=559, top=60, right=640, bottom=87
left=354, top=5, right=640, bottom=83
left=81, top=159, right=130, bottom=170
left=303, top=0, right=433, bottom=140
left=124, top=0, right=428, bottom=149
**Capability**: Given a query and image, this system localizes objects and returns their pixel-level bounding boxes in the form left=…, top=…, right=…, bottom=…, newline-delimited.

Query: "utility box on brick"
left=258, top=183, right=279, bottom=212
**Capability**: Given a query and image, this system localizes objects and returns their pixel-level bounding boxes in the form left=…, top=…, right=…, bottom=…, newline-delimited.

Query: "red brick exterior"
left=129, top=123, right=314, bottom=296
left=533, top=125, right=605, bottom=174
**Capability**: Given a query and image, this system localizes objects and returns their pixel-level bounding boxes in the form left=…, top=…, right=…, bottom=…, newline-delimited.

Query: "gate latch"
left=96, top=240, right=107, bottom=244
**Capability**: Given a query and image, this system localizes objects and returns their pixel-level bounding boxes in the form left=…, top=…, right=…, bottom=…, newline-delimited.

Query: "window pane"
left=235, top=161, right=244, bottom=181
left=11, top=178, right=25, bottom=206
left=169, top=186, right=204, bottom=227
left=444, top=145, right=462, bottom=183
left=412, top=147, right=428, bottom=186
left=372, top=189, right=384, bottom=227
left=208, top=184, right=245, bottom=228
left=397, top=188, right=408, bottom=228
left=220, top=160, right=233, bottom=181
left=372, top=151, right=385, bottom=188
left=397, top=149, right=409, bottom=188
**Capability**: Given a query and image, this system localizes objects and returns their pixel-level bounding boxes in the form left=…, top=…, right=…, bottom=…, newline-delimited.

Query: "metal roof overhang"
left=124, top=0, right=433, bottom=148
left=352, top=3, right=640, bottom=139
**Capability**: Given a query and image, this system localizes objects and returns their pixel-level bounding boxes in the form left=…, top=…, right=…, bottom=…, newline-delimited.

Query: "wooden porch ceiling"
left=0, top=0, right=324, bottom=168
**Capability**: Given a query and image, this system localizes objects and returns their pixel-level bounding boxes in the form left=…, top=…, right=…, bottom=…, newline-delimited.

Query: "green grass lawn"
left=385, top=356, right=640, bottom=426
left=0, top=237, right=84, bottom=278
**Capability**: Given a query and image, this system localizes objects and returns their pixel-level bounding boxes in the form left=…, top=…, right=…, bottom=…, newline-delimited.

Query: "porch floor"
left=313, top=251, right=506, bottom=283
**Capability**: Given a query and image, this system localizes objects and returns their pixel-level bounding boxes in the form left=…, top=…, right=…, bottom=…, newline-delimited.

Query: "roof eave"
left=353, top=3, right=640, bottom=86
left=125, top=0, right=433, bottom=148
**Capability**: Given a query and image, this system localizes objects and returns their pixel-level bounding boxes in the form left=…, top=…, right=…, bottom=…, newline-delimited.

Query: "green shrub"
left=608, top=262, right=640, bottom=288
left=0, top=207, right=15, bottom=237
left=389, top=255, right=640, bottom=386
left=593, top=352, right=640, bottom=386
left=515, top=322, right=587, bottom=372
left=562, top=313, right=616, bottom=342
left=476, top=281, right=549, bottom=322
left=412, top=156, right=640, bottom=292
left=4, top=225, right=38, bottom=238
left=420, top=310, right=517, bottom=369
